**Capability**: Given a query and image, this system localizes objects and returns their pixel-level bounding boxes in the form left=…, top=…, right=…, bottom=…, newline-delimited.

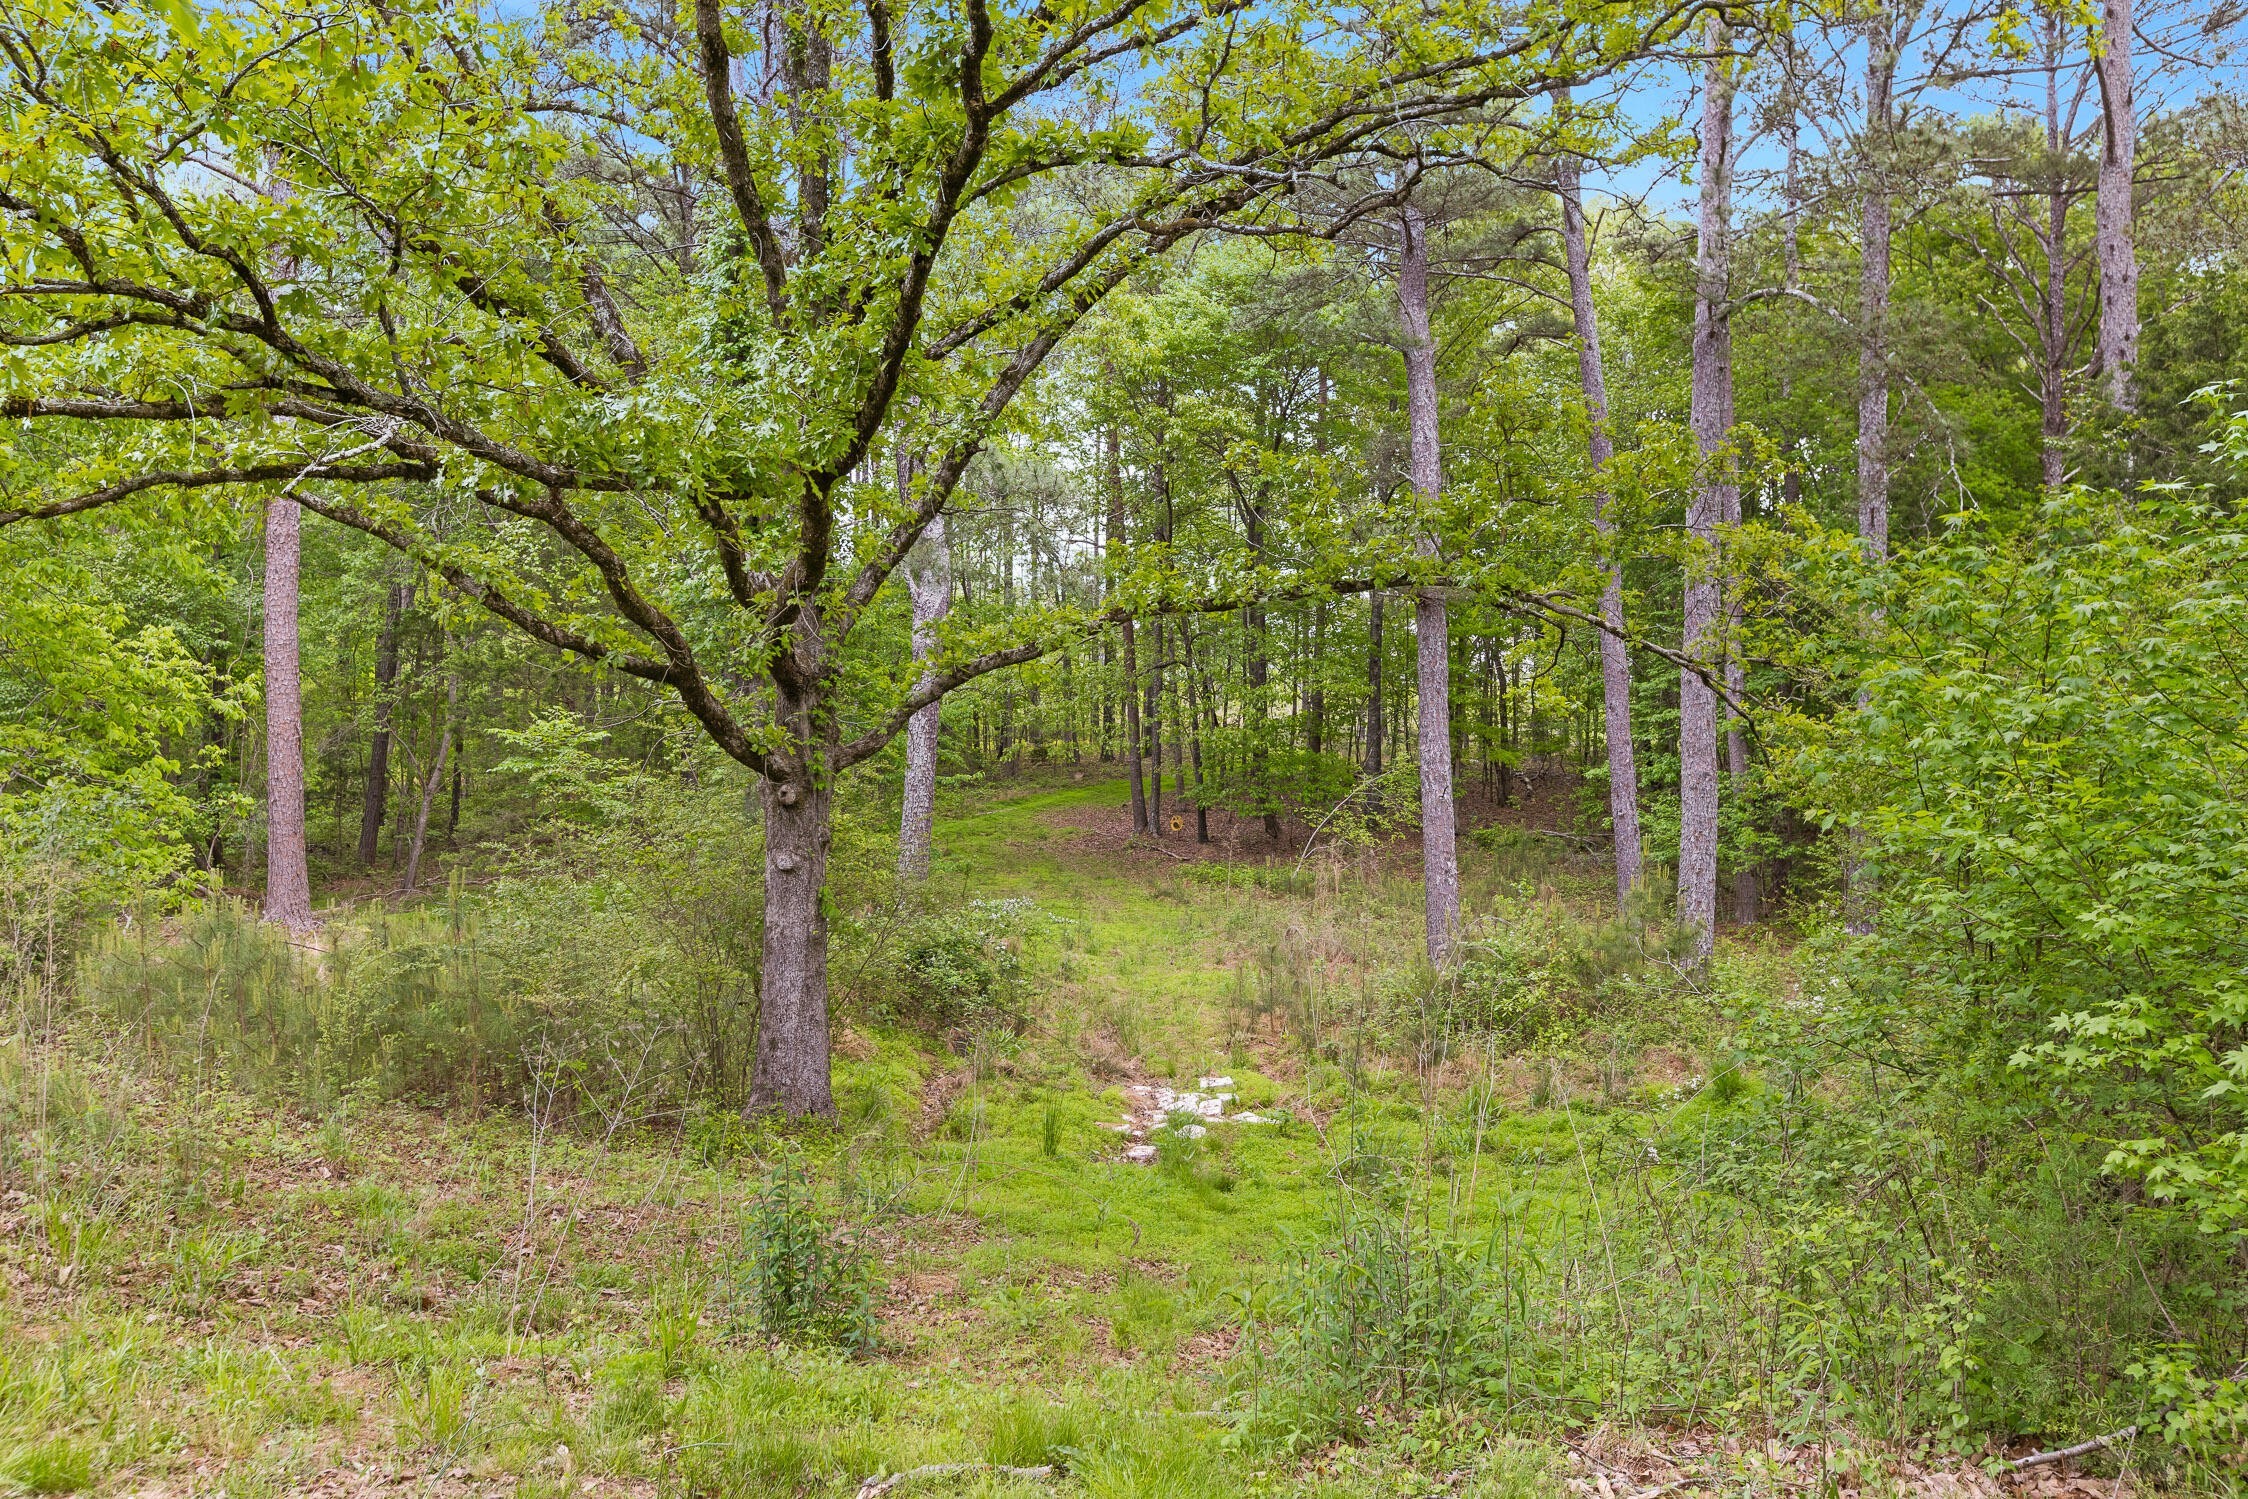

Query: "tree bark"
left=899, top=507, right=951, bottom=881
left=1241, top=502, right=1279, bottom=844
left=1182, top=620, right=1212, bottom=844
left=1844, top=19, right=1897, bottom=937
left=1555, top=133, right=1644, bottom=907
left=1108, top=429, right=1148, bottom=833
left=1399, top=204, right=1459, bottom=966
left=263, top=494, right=316, bottom=932
left=401, top=671, right=456, bottom=894
left=1364, top=591, right=1384, bottom=778
left=1858, top=18, right=1895, bottom=564
left=2094, top=0, right=2137, bottom=411
left=753, top=759, right=835, bottom=1118
left=1146, top=617, right=1165, bottom=833
left=1680, top=17, right=1734, bottom=961
left=2041, top=14, right=2071, bottom=490
left=359, top=581, right=409, bottom=866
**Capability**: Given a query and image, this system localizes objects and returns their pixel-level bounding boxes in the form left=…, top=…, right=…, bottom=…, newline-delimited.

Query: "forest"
left=2, top=0, right=2246, bottom=1491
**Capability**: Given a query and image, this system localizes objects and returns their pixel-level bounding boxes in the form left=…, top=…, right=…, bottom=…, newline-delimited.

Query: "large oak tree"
left=1, top=0, right=1693, bottom=1114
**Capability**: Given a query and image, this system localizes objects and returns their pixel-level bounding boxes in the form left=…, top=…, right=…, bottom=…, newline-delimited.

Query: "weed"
left=396, top=1360, right=478, bottom=1452
left=738, top=1159, right=877, bottom=1353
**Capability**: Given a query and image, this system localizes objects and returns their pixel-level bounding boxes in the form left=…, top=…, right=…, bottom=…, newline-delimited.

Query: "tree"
left=2094, top=0, right=2139, bottom=409
left=1, top=0, right=1670, bottom=1113
left=261, top=493, right=315, bottom=931
left=1680, top=12, right=1737, bottom=959
left=1553, top=108, right=1644, bottom=905
left=1397, top=205, right=1461, bottom=963
left=359, top=580, right=410, bottom=866
left=898, top=493, right=952, bottom=881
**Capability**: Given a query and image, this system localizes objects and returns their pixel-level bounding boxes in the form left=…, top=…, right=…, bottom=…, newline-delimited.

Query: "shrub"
left=1415, top=901, right=1699, bottom=1054
left=855, top=898, right=1037, bottom=1039
left=738, top=1161, right=877, bottom=1354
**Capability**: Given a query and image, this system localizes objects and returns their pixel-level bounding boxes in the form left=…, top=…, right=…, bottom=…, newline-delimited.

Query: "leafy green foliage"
left=1794, top=489, right=2248, bottom=1236
left=738, top=1160, right=877, bottom=1355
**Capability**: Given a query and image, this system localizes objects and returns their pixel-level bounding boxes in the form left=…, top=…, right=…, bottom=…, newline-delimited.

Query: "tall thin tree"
left=2093, top=0, right=2138, bottom=410
left=1680, top=14, right=1736, bottom=960
left=359, top=580, right=411, bottom=866
left=899, top=457, right=952, bottom=879
left=262, top=494, right=315, bottom=932
left=1399, top=203, right=1461, bottom=964
left=1554, top=122, right=1644, bottom=905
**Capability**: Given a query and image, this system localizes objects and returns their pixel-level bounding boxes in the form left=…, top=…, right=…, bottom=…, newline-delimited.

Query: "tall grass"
left=79, top=889, right=519, bottom=1114
left=1233, top=1036, right=2239, bottom=1464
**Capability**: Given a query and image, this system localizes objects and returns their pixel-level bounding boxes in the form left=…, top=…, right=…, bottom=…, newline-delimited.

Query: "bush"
left=1413, top=900, right=1699, bottom=1054
left=1779, top=485, right=2248, bottom=1439
left=853, top=898, right=1037, bottom=1040
left=79, top=895, right=521, bottom=1115
left=738, top=1160, right=877, bottom=1354
left=73, top=753, right=773, bottom=1120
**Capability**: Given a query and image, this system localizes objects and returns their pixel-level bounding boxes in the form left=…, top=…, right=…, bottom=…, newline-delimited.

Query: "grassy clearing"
left=0, top=774, right=2222, bottom=1497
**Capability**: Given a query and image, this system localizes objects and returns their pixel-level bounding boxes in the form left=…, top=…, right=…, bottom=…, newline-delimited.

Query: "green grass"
left=0, top=772, right=2201, bottom=1495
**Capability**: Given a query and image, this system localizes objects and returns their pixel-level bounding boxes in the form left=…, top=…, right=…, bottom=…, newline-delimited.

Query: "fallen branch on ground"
left=2007, top=1425, right=2139, bottom=1472
left=855, top=1463, right=1057, bottom=1498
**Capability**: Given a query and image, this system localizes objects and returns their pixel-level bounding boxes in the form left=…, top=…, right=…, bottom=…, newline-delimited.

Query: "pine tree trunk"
left=899, top=509, right=951, bottom=881
left=263, top=494, right=316, bottom=932
left=1844, top=18, right=1897, bottom=937
left=1364, top=591, right=1384, bottom=777
left=1679, top=17, right=1734, bottom=961
left=2094, top=0, right=2138, bottom=412
left=359, top=581, right=409, bottom=866
left=1556, top=135, right=1644, bottom=906
left=1399, top=205, right=1459, bottom=966
left=1183, top=621, right=1212, bottom=844
left=2042, top=15, right=2071, bottom=489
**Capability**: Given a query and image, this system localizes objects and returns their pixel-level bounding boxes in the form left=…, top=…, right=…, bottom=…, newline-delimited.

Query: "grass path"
left=0, top=774, right=1659, bottom=1499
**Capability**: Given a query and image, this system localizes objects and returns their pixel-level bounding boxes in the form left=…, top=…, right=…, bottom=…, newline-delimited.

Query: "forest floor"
left=0, top=776, right=2145, bottom=1499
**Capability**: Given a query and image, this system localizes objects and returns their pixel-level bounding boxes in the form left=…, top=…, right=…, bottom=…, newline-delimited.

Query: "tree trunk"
left=899, top=507, right=951, bottom=881
left=1108, top=433, right=1148, bottom=833
left=263, top=494, right=316, bottom=932
left=1242, top=506, right=1279, bottom=844
left=1146, top=618, right=1164, bottom=833
left=751, top=758, right=836, bottom=1118
left=1555, top=131, right=1644, bottom=907
left=1399, top=204, right=1460, bottom=966
left=1364, top=591, right=1384, bottom=777
left=2094, top=0, right=2137, bottom=411
left=1679, top=16, right=1734, bottom=961
left=1843, top=19, right=1897, bottom=937
left=1858, top=21, right=1895, bottom=564
left=1183, top=621, right=1212, bottom=844
left=2041, top=15, right=2070, bottom=489
left=359, top=581, right=409, bottom=866
left=401, top=672, right=456, bottom=894
left=1307, top=603, right=1326, bottom=756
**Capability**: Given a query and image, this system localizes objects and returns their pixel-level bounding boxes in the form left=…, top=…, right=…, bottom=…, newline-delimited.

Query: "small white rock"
left=1199, top=1075, right=1235, bottom=1090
